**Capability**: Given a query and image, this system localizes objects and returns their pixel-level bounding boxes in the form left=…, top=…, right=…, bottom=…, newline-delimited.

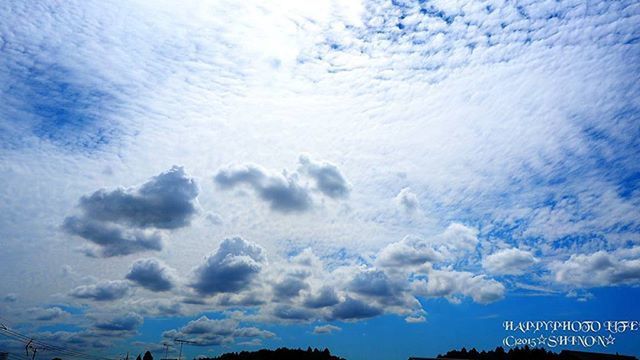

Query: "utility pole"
left=25, top=339, right=37, bottom=360
left=162, top=343, right=172, bottom=360
left=174, top=339, right=196, bottom=360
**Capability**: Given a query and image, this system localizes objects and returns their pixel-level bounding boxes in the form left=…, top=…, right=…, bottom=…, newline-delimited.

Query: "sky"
left=0, top=0, right=639, bottom=359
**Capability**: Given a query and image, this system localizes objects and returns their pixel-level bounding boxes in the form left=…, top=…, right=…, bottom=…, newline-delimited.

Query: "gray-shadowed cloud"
left=302, top=286, right=340, bottom=309
left=191, top=237, right=266, bottom=296
left=69, top=280, right=130, bottom=301
left=272, top=276, right=310, bottom=300
left=214, top=164, right=312, bottom=213
left=331, top=297, right=383, bottom=320
left=298, top=155, right=350, bottom=199
left=128, top=298, right=184, bottom=318
left=63, top=166, right=198, bottom=257
left=214, top=156, right=350, bottom=213
left=2, top=294, right=17, bottom=303
left=349, top=270, right=399, bottom=298
left=126, top=258, right=176, bottom=292
left=78, top=166, right=198, bottom=229
left=94, top=312, right=143, bottom=332
left=31, top=330, right=112, bottom=351
left=63, top=216, right=163, bottom=257
left=272, top=304, right=316, bottom=321
left=162, top=316, right=274, bottom=346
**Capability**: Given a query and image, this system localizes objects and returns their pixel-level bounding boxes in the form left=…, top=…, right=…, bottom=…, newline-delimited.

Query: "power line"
left=0, top=324, right=113, bottom=360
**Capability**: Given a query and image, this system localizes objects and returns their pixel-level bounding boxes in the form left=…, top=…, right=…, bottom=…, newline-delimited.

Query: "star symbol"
left=605, top=334, right=615, bottom=346
left=537, top=334, right=547, bottom=346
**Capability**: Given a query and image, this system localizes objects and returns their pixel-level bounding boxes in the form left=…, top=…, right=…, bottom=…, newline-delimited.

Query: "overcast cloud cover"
left=0, top=0, right=639, bottom=359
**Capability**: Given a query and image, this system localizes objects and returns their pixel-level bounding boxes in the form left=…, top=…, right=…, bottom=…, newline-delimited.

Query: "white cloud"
left=552, top=249, right=640, bottom=288
left=313, top=324, right=341, bottom=334
left=482, top=248, right=537, bottom=276
left=413, top=269, right=505, bottom=304
left=404, top=314, right=426, bottom=323
left=435, top=223, right=479, bottom=254
left=28, top=306, right=70, bottom=321
left=395, top=187, right=419, bottom=213
left=376, top=235, right=441, bottom=268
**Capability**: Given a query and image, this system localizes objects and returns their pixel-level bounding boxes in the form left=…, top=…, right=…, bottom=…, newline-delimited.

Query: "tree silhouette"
left=437, top=346, right=637, bottom=359
left=199, top=347, right=344, bottom=360
left=143, top=351, right=153, bottom=360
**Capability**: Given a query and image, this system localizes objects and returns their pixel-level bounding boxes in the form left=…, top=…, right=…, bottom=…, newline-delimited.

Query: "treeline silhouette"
left=438, top=346, right=557, bottom=359
left=199, top=347, right=344, bottom=360
left=437, top=346, right=635, bottom=359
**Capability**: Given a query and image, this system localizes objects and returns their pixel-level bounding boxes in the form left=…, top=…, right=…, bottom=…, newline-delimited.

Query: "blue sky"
left=0, top=0, right=639, bottom=359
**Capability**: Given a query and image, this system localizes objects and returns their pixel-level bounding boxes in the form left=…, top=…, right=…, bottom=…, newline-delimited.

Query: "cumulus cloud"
left=94, top=312, right=143, bottom=332
left=191, top=237, right=266, bottom=296
left=162, top=316, right=274, bottom=346
left=128, top=298, right=184, bottom=317
left=126, top=258, right=177, bottom=292
left=78, top=166, right=198, bottom=229
left=331, top=297, right=383, bottom=320
left=29, top=306, right=70, bottom=321
left=313, top=324, right=341, bottom=334
left=2, top=293, right=17, bottom=303
left=395, top=187, right=419, bottom=212
left=348, top=270, right=401, bottom=299
left=214, top=164, right=312, bottom=213
left=33, top=330, right=112, bottom=351
left=413, top=269, right=505, bottom=304
left=436, top=223, right=479, bottom=254
left=69, top=280, right=130, bottom=301
left=214, top=156, right=350, bottom=213
left=302, top=286, right=340, bottom=309
left=404, top=315, right=426, bottom=323
left=483, top=248, right=537, bottom=275
left=272, top=276, right=309, bottom=300
left=298, top=155, right=350, bottom=198
left=63, top=216, right=163, bottom=257
left=64, top=166, right=198, bottom=257
left=272, top=304, right=316, bottom=321
left=376, top=236, right=441, bottom=268
left=553, top=250, right=640, bottom=288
